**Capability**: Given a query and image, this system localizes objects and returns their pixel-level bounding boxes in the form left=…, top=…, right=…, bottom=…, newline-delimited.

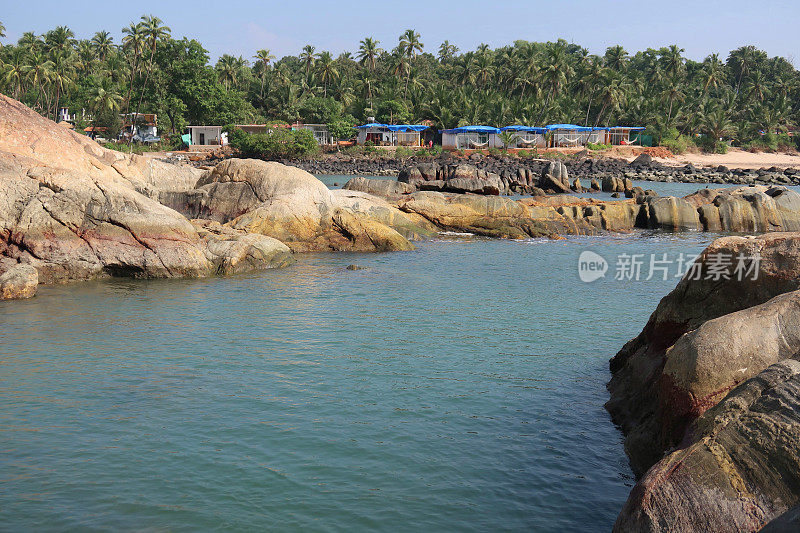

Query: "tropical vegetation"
left=1, top=17, right=799, bottom=152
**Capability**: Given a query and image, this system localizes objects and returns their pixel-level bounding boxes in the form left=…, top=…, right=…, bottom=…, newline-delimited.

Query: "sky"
left=1, top=0, right=798, bottom=64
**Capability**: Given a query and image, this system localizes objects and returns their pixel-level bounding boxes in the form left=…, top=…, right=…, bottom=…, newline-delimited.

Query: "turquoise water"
left=0, top=233, right=716, bottom=531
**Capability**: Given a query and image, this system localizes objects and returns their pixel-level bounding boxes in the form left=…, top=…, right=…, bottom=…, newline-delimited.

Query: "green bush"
left=696, top=135, right=728, bottom=154
left=227, top=127, right=319, bottom=159
left=395, top=147, right=414, bottom=158
left=488, top=147, right=503, bottom=157
left=413, top=146, right=442, bottom=157
left=516, top=149, right=529, bottom=158
left=661, top=133, right=694, bottom=155
left=587, top=142, right=611, bottom=151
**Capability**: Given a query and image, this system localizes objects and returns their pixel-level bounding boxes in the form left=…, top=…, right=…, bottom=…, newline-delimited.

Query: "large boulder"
left=0, top=93, right=202, bottom=198
left=615, top=360, right=800, bottom=532
left=687, top=185, right=800, bottom=233
left=607, top=233, right=800, bottom=476
left=192, top=159, right=413, bottom=253
left=342, top=177, right=415, bottom=199
left=645, top=196, right=702, bottom=231
left=538, top=161, right=571, bottom=193
left=192, top=220, right=293, bottom=275
left=330, top=189, right=437, bottom=240
left=0, top=154, right=213, bottom=283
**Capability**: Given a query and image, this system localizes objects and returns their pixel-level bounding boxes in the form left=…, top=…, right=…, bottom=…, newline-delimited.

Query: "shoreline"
left=281, top=150, right=800, bottom=189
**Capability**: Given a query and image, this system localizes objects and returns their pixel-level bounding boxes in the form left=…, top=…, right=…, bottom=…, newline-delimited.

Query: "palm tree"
left=701, top=106, right=733, bottom=140
left=315, top=51, right=338, bottom=98
left=438, top=40, right=458, bottom=62
left=595, top=77, right=628, bottom=126
left=357, top=37, right=381, bottom=71
left=2, top=47, right=26, bottom=98
left=540, top=44, right=573, bottom=117
left=18, top=32, right=41, bottom=54
left=398, top=29, right=423, bottom=98
left=727, top=45, right=765, bottom=95
left=399, top=29, right=423, bottom=60
left=661, top=80, right=685, bottom=122
left=0, top=20, right=6, bottom=46
left=216, top=54, right=240, bottom=90
left=49, top=48, right=77, bottom=120
left=89, top=77, right=124, bottom=114
left=300, top=45, right=316, bottom=73
left=22, top=51, right=54, bottom=110
left=253, top=48, right=275, bottom=99
left=660, top=45, right=685, bottom=80
left=91, top=30, right=114, bottom=61
left=44, top=26, right=75, bottom=53
left=604, top=45, right=628, bottom=71
left=701, top=53, right=725, bottom=93
left=357, top=37, right=381, bottom=109
left=121, top=22, right=145, bottom=117
left=132, top=15, right=170, bottom=147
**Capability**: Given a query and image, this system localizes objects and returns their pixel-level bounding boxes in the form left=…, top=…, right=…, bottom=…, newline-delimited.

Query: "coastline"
left=282, top=149, right=800, bottom=188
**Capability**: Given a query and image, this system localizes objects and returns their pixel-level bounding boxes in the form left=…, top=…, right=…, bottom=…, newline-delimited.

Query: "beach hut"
left=499, top=126, right=547, bottom=149
left=441, top=126, right=501, bottom=150
left=603, top=127, right=646, bottom=146
left=356, top=123, right=427, bottom=147
left=187, top=125, right=225, bottom=150
left=545, top=124, right=605, bottom=147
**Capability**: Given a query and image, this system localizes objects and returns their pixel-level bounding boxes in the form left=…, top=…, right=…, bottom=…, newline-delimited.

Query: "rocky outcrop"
left=607, top=233, right=800, bottom=476
left=292, top=151, right=800, bottom=190
left=396, top=191, right=598, bottom=238
left=0, top=93, right=303, bottom=297
left=185, top=159, right=414, bottom=253
left=0, top=263, right=38, bottom=300
left=614, top=360, right=800, bottom=532
left=342, top=176, right=415, bottom=199
left=330, top=189, right=438, bottom=240
left=0, top=153, right=214, bottom=283
left=609, top=233, right=800, bottom=530
left=399, top=163, right=507, bottom=195
left=192, top=220, right=294, bottom=275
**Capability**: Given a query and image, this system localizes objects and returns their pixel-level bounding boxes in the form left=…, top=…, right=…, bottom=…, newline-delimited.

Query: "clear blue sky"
left=1, top=0, right=798, bottom=64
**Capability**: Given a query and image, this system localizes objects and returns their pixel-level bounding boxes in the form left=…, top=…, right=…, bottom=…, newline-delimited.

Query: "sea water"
left=0, top=232, right=716, bottom=531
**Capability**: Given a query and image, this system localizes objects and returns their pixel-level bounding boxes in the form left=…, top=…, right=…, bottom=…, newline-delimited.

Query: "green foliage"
left=587, top=142, right=611, bottom=151
left=227, top=126, right=319, bottom=159
left=414, top=146, right=442, bottom=157
left=488, top=147, right=502, bottom=156
left=695, top=135, right=728, bottom=154
left=496, top=130, right=519, bottom=151
left=326, top=118, right=356, bottom=142
left=1, top=21, right=799, bottom=153
left=662, top=135, right=693, bottom=155
left=299, top=97, right=344, bottom=124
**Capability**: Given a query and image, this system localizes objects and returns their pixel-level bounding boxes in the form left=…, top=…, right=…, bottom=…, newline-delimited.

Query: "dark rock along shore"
left=288, top=151, right=800, bottom=189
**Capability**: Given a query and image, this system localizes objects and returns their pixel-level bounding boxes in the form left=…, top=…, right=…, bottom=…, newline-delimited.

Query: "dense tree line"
left=1, top=16, right=798, bottom=150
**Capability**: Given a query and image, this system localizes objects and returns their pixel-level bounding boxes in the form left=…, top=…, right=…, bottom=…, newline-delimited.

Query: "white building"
left=186, top=126, right=226, bottom=150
